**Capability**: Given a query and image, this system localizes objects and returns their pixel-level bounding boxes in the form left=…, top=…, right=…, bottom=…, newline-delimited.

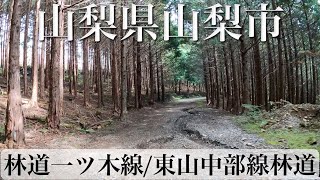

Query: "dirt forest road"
left=28, top=98, right=271, bottom=149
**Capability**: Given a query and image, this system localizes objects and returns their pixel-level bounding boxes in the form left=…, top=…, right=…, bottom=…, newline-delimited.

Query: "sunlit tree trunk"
left=23, top=0, right=31, bottom=95
left=30, top=0, right=41, bottom=107
left=48, top=0, right=64, bottom=129
left=5, top=0, right=25, bottom=148
left=59, top=0, right=64, bottom=112
left=72, top=41, right=78, bottom=97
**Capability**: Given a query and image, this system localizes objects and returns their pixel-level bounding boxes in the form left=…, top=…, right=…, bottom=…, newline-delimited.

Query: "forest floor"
left=0, top=96, right=272, bottom=149
left=1, top=88, right=319, bottom=151
left=0, top=94, right=271, bottom=149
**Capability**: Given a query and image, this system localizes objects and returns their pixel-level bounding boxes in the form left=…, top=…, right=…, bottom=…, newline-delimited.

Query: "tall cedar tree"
left=5, top=0, right=25, bottom=148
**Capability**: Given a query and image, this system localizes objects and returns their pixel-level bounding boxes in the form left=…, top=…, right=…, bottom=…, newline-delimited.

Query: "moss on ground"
left=235, top=115, right=320, bottom=152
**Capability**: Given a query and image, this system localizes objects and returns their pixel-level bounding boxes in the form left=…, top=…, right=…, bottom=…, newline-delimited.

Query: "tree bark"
left=59, top=0, right=64, bottom=112
left=5, top=0, right=25, bottom=148
left=136, top=42, right=142, bottom=108
left=148, top=43, right=154, bottom=105
left=30, top=0, right=41, bottom=107
left=267, top=34, right=275, bottom=104
left=156, top=52, right=161, bottom=102
left=303, top=3, right=317, bottom=104
left=40, top=41, right=45, bottom=99
left=120, top=28, right=127, bottom=118
left=69, top=42, right=73, bottom=95
left=48, top=0, right=64, bottom=129
left=213, top=48, right=220, bottom=108
left=223, top=45, right=231, bottom=111
left=240, top=27, right=249, bottom=106
left=95, top=43, right=103, bottom=107
left=72, top=41, right=78, bottom=97
left=253, top=37, right=263, bottom=106
left=23, top=0, right=31, bottom=95
left=83, top=30, right=89, bottom=106
left=160, top=57, right=165, bottom=102
left=229, top=42, right=240, bottom=113
left=111, top=40, right=120, bottom=113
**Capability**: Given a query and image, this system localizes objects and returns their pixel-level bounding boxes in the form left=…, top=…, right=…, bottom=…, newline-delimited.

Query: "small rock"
left=307, top=137, right=317, bottom=145
left=300, top=122, right=307, bottom=128
left=241, top=138, right=248, bottom=142
left=245, top=143, right=255, bottom=147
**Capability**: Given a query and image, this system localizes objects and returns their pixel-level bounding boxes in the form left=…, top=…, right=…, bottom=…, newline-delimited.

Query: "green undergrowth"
left=170, top=91, right=205, bottom=99
left=236, top=104, right=320, bottom=152
left=195, top=100, right=206, bottom=108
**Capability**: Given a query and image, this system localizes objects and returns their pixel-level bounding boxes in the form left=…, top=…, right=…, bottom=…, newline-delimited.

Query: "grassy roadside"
left=235, top=106, right=320, bottom=152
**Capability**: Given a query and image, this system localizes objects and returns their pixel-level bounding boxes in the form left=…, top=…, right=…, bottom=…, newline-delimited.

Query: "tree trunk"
left=95, top=43, right=103, bottom=107
left=148, top=43, right=154, bottom=105
left=72, top=41, right=78, bottom=97
left=286, top=18, right=296, bottom=104
left=83, top=31, right=89, bottom=106
left=213, top=48, right=220, bottom=108
left=156, top=52, right=161, bottom=102
left=303, top=3, right=317, bottom=104
left=5, top=0, right=25, bottom=148
left=136, top=42, right=142, bottom=108
left=45, top=32, right=51, bottom=90
left=120, top=30, right=127, bottom=118
left=161, top=58, right=165, bottom=102
left=59, top=0, right=64, bottom=113
left=127, top=42, right=132, bottom=103
left=229, top=42, right=240, bottom=113
left=240, top=27, right=250, bottom=106
left=288, top=5, right=300, bottom=104
left=4, top=11, right=11, bottom=80
left=281, top=22, right=291, bottom=102
left=68, top=42, right=73, bottom=95
left=48, top=0, right=64, bottom=129
left=301, top=32, right=309, bottom=103
left=267, top=35, right=275, bottom=103
left=277, top=27, right=284, bottom=102
left=223, top=45, right=231, bottom=111
left=23, top=0, right=31, bottom=95
left=253, top=36, right=263, bottom=106
left=111, top=40, right=120, bottom=113
left=40, top=41, right=45, bottom=99
left=203, top=55, right=209, bottom=104
left=30, top=0, right=41, bottom=107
